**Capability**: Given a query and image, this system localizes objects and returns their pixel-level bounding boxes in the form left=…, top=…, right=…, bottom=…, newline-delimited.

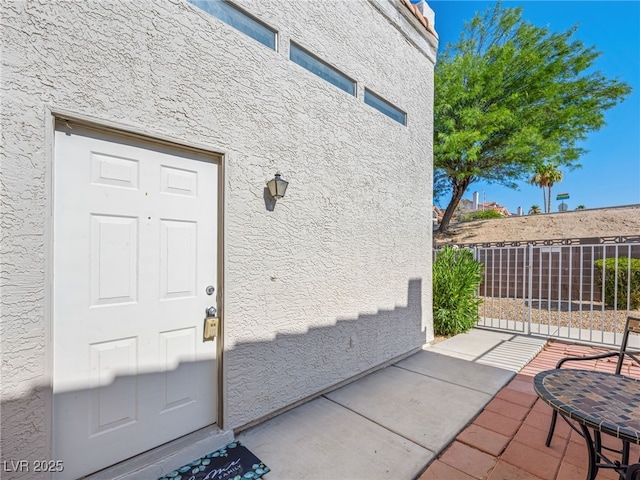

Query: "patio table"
left=534, top=369, right=640, bottom=480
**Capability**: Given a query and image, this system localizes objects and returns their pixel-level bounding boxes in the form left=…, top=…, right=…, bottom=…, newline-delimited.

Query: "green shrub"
left=594, top=257, right=640, bottom=309
left=433, top=246, right=484, bottom=336
left=460, top=210, right=503, bottom=222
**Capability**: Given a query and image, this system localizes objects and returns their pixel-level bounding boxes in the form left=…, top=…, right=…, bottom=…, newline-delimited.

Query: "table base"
left=558, top=412, right=633, bottom=480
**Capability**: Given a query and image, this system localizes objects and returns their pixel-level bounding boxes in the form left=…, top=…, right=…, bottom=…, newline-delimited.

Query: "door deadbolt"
left=206, top=285, right=215, bottom=295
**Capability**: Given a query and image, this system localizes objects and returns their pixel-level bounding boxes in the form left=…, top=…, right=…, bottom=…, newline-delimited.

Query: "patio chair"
left=545, top=315, right=640, bottom=447
left=627, top=463, right=640, bottom=480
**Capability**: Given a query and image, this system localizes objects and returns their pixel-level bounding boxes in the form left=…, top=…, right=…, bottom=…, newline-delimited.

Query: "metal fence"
left=437, top=239, right=640, bottom=346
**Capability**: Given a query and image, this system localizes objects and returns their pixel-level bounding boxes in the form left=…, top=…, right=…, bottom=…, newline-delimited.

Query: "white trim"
left=366, top=0, right=438, bottom=63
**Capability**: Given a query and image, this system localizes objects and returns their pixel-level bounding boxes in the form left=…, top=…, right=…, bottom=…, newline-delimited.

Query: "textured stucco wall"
left=1, top=0, right=436, bottom=473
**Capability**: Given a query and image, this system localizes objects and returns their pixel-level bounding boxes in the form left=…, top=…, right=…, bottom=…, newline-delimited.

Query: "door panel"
left=53, top=124, right=219, bottom=479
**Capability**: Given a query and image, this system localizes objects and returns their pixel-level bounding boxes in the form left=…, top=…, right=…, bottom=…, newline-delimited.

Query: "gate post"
left=527, top=244, right=534, bottom=335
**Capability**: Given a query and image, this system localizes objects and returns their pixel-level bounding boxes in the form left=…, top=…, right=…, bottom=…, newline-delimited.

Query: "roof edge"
left=400, top=0, right=437, bottom=38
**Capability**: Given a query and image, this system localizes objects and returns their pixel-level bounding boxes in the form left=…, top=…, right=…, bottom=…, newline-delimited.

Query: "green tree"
left=529, top=163, right=563, bottom=213
left=529, top=205, right=542, bottom=215
left=434, top=2, right=631, bottom=233
left=461, top=209, right=503, bottom=222
left=529, top=169, right=548, bottom=214
left=576, top=205, right=586, bottom=210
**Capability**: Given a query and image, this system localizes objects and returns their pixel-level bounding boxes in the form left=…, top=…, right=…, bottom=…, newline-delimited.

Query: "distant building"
left=433, top=205, right=444, bottom=224
left=481, top=201, right=511, bottom=217
left=459, top=194, right=511, bottom=217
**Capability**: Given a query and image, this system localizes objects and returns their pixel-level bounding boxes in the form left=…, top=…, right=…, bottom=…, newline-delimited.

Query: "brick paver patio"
left=418, top=340, right=640, bottom=480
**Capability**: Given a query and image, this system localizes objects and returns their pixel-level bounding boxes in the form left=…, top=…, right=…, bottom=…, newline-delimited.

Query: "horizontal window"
left=364, top=89, right=406, bottom=125
left=189, top=0, right=276, bottom=50
left=290, top=43, right=356, bottom=96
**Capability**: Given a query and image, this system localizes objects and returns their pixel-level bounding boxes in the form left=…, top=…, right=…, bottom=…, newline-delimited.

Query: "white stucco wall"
left=1, top=0, right=436, bottom=473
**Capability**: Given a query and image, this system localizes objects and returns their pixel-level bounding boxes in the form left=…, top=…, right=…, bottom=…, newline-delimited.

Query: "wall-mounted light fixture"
left=267, top=172, right=289, bottom=200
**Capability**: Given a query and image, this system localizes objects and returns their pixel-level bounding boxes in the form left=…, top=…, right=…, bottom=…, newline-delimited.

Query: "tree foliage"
left=461, top=209, right=503, bottom=222
left=594, top=257, right=640, bottom=309
left=529, top=163, right=563, bottom=213
left=434, top=2, right=631, bottom=232
left=528, top=205, right=542, bottom=215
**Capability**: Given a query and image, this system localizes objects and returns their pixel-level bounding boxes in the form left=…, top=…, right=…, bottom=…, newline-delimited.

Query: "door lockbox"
left=204, top=306, right=219, bottom=341
left=204, top=317, right=219, bottom=341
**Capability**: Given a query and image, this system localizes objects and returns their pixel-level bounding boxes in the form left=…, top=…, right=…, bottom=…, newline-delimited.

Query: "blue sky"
left=429, top=0, right=640, bottom=214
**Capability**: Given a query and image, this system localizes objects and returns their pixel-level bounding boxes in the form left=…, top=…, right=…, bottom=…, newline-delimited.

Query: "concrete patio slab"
left=429, top=328, right=547, bottom=372
left=395, top=350, right=514, bottom=395
left=237, top=396, right=432, bottom=480
left=230, top=329, right=549, bottom=480
left=325, top=365, right=493, bottom=453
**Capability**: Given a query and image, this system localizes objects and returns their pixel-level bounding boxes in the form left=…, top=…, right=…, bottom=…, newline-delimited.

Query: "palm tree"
left=529, top=164, right=563, bottom=213
left=544, top=166, right=563, bottom=213
left=529, top=205, right=542, bottom=215
left=529, top=171, right=547, bottom=213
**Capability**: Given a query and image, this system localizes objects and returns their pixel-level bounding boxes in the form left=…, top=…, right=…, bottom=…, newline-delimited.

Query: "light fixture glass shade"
left=267, top=173, right=288, bottom=199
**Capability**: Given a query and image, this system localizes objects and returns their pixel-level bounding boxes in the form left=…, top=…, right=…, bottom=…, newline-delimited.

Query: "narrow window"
left=364, top=89, right=406, bottom=125
left=290, top=43, right=356, bottom=96
left=189, top=0, right=277, bottom=50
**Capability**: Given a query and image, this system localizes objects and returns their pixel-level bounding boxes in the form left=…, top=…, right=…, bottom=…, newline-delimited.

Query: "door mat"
left=159, top=441, right=270, bottom=480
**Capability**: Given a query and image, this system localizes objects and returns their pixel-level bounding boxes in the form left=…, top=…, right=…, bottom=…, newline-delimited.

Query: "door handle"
left=206, top=306, right=217, bottom=317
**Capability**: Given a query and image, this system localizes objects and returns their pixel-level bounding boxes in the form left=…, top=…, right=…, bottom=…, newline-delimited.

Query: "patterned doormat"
left=159, top=441, right=270, bottom=480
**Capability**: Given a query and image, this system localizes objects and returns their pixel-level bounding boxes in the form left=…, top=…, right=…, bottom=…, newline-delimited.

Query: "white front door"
left=53, top=124, right=220, bottom=479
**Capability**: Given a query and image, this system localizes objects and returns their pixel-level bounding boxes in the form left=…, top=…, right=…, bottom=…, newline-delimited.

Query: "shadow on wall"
left=0, top=279, right=426, bottom=479
left=225, top=278, right=426, bottom=428
left=1, top=366, right=225, bottom=480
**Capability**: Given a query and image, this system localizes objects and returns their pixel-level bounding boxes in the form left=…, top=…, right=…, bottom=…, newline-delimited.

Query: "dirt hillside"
left=434, top=205, right=640, bottom=246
